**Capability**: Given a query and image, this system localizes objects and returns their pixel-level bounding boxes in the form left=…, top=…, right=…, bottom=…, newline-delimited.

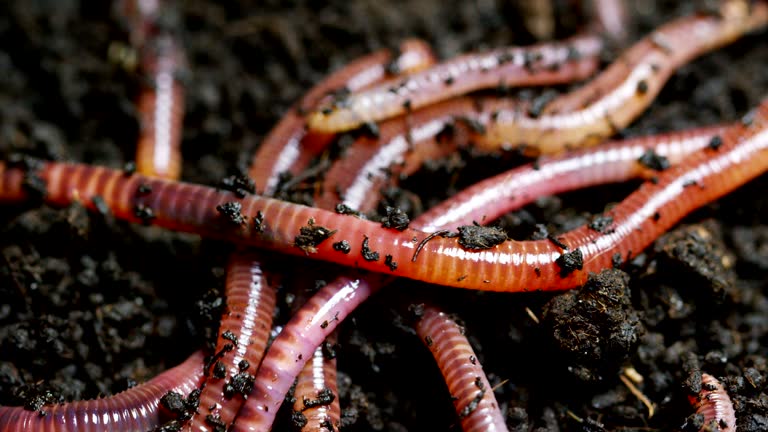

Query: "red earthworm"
left=418, top=124, right=727, bottom=232
left=306, top=34, right=602, bottom=133
left=250, top=39, right=436, bottom=195
left=134, top=35, right=186, bottom=180
left=413, top=305, right=506, bottom=432
left=689, top=373, right=736, bottom=432
left=0, top=350, right=204, bottom=432
left=476, top=3, right=768, bottom=154
left=315, top=96, right=517, bottom=211
left=229, top=122, right=730, bottom=430
left=3, top=107, right=765, bottom=293
left=291, top=331, right=340, bottom=432
left=186, top=253, right=277, bottom=432
left=119, top=0, right=187, bottom=180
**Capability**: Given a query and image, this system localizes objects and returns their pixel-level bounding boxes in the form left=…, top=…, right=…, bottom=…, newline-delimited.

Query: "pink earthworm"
left=476, top=2, right=768, bottom=154
left=413, top=304, right=507, bottom=432
left=228, top=121, right=733, bottom=430
left=306, top=34, right=603, bottom=133
left=0, top=350, right=204, bottom=432
left=186, top=254, right=277, bottom=432
left=119, top=0, right=187, bottom=180
left=250, top=39, right=436, bottom=196
left=689, top=373, right=736, bottom=432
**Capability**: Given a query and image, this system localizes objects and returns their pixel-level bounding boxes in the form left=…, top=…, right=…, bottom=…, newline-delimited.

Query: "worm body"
left=291, top=334, right=341, bottom=432
left=230, top=121, right=740, bottom=430
left=316, top=96, right=517, bottom=211
left=121, top=0, right=187, bottom=180
left=0, top=351, right=204, bottom=432
left=187, top=255, right=277, bottom=431
left=419, top=125, right=726, bottom=232
left=3, top=108, right=765, bottom=292
left=307, top=35, right=602, bottom=133
left=690, top=373, right=736, bottom=432
left=134, top=36, right=186, bottom=180
left=251, top=39, right=436, bottom=195
left=478, top=4, right=768, bottom=154
left=414, top=305, right=507, bottom=432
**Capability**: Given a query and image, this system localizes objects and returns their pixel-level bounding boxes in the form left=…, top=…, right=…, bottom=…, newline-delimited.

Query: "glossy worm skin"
left=134, top=36, right=186, bottom=180
left=306, top=35, right=603, bottom=133
left=120, top=0, right=187, bottom=180
left=419, top=124, right=727, bottom=232
left=291, top=326, right=340, bottom=432
left=3, top=109, right=764, bottom=293
left=231, top=124, right=727, bottom=430
left=690, top=373, right=736, bottom=432
left=477, top=3, right=768, bottom=154
left=414, top=305, right=506, bottom=432
left=187, top=254, right=277, bottom=431
left=250, top=39, right=436, bottom=195
left=0, top=350, right=204, bottom=432
left=316, top=95, right=517, bottom=211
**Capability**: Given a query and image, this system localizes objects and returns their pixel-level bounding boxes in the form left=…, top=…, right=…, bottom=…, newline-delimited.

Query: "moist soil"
left=2, top=1, right=768, bottom=431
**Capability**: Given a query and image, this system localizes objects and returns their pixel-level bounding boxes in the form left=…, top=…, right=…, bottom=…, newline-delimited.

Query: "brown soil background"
left=2, top=1, right=768, bottom=431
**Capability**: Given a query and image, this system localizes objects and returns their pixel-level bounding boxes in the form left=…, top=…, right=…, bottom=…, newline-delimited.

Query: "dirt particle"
left=380, top=206, right=410, bottom=231
left=384, top=254, right=397, bottom=271
left=335, top=203, right=363, bottom=218
left=223, top=372, right=255, bottom=398
left=333, top=240, right=351, bottom=254
left=294, top=219, right=337, bottom=254
left=252, top=211, right=266, bottom=233
left=212, top=361, right=226, bottom=379
left=637, top=149, right=670, bottom=171
left=133, top=203, right=156, bottom=224
left=456, top=224, right=506, bottom=250
left=555, top=249, right=583, bottom=276
left=589, top=215, right=614, bottom=233
left=220, top=174, right=256, bottom=198
left=542, top=269, right=643, bottom=382
left=303, top=387, right=336, bottom=409
left=708, top=135, right=723, bottom=150
left=215, top=201, right=246, bottom=225
left=361, top=236, right=380, bottom=261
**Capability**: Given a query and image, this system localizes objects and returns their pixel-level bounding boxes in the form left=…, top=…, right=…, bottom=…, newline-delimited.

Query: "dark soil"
left=2, top=1, right=768, bottom=431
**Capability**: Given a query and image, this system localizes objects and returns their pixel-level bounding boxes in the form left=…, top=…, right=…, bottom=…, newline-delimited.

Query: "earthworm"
left=306, top=34, right=602, bottom=133
left=291, top=329, right=340, bottom=432
left=134, top=35, right=186, bottom=180
left=3, top=108, right=764, bottom=292
left=0, top=350, right=204, bottom=432
left=119, top=0, right=187, bottom=180
left=418, top=124, right=727, bottom=232
left=413, top=305, right=506, bottom=432
left=186, top=254, right=277, bottom=432
left=229, top=121, right=733, bottom=430
left=689, top=373, right=736, bottom=432
left=315, top=96, right=517, bottom=211
left=251, top=39, right=436, bottom=195
left=476, top=3, right=768, bottom=154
